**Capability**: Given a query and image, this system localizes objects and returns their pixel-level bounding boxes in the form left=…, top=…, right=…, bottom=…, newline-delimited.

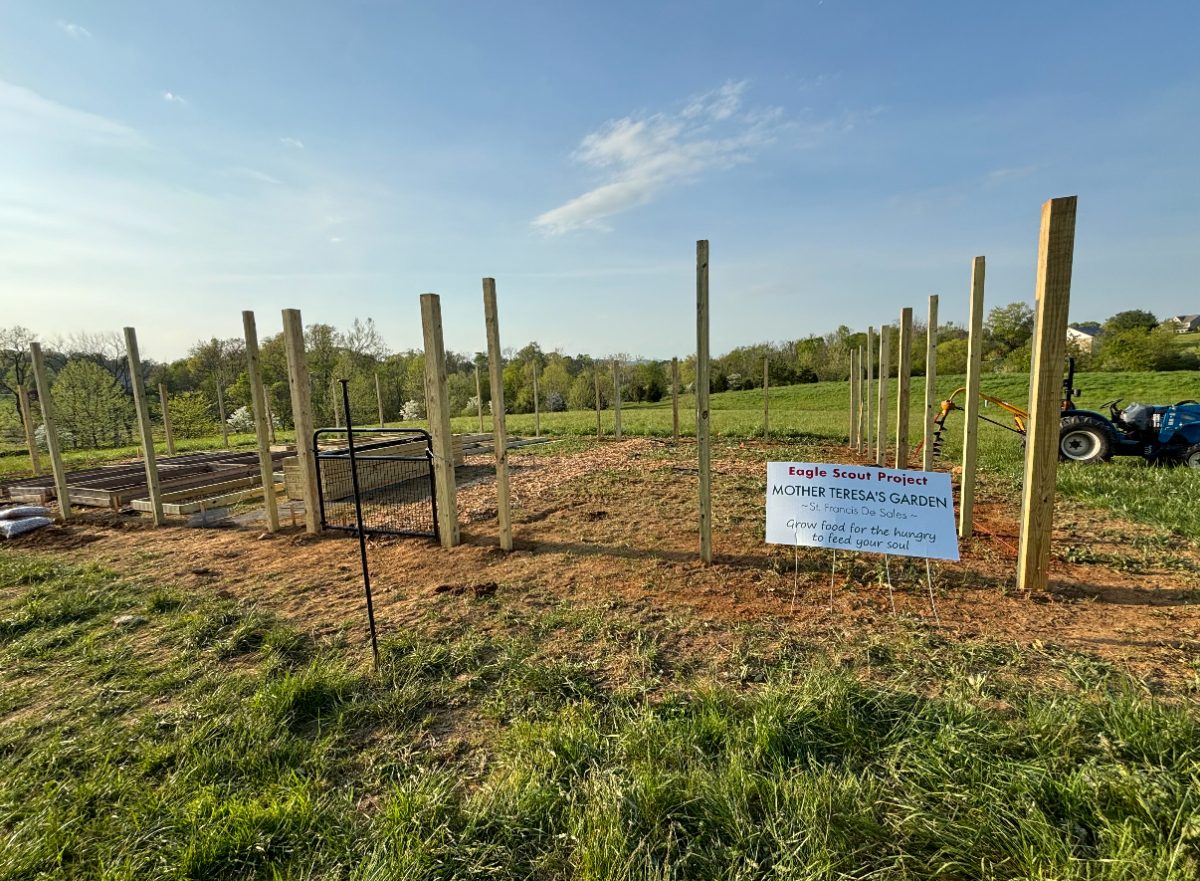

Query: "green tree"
left=51, top=359, right=135, bottom=449
left=169, top=391, right=217, bottom=438
left=1102, top=310, right=1158, bottom=335
left=985, top=302, right=1035, bottom=352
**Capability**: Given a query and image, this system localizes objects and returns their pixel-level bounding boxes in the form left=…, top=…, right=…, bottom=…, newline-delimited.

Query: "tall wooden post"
left=895, top=308, right=913, bottom=468
left=125, top=328, right=164, bottom=526
left=612, top=359, right=622, bottom=440
left=848, top=348, right=858, bottom=447
left=865, top=328, right=875, bottom=458
left=16, top=386, right=41, bottom=475
left=763, top=356, right=770, bottom=440
left=266, top=396, right=277, bottom=443
left=857, top=347, right=866, bottom=452
left=282, top=308, right=320, bottom=534
left=421, top=293, right=460, bottom=549
left=922, top=295, right=939, bottom=471
left=216, top=376, right=230, bottom=446
left=474, top=363, right=484, bottom=432
left=532, top=362, right=541, bottom=437
left=331, top=377, right=341, bottom=429
left=959, top=256, right=987, bottom=538
left=29, top=343, right=70, bottom=520
left=483, top=279, right=513, bottom=551
left=243, top=311, right=280, bottom=533
left=696, top=240, right=713, bottom=564
left=158, top=384, right=176, bottom=455
left=671, top=357, right=680, bottom=442
left=1018, top=197, right=1078, bottom=593
left=876, top=325, right=890, bottom=466
left=376, top=372, right=386, bottom=428
left=594, top=368, right=602, bottom=438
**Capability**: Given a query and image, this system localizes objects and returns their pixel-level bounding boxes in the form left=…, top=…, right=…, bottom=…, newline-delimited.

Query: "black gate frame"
left=312, top=427, right=439, bottom=540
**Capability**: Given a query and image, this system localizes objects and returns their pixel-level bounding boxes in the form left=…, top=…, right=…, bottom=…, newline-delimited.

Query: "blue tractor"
left=1057, top=359, right=1200, bottom=466
left=928, top=359, right=1200, bottom=467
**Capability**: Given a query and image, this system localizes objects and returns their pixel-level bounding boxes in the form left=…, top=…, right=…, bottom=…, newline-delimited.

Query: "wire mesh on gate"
left=313, top=428, right=439, bottom=538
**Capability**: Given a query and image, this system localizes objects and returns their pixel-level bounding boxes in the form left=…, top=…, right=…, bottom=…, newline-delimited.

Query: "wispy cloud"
left=0, top=79, right=143, bottom=146
left=280, top=136, right=305, bottom=149
left=534, top=80, right=788, bottom=235
left=56, top=20, right=91, bottom=38
left=232, top=167, right=282, bottom=186
left=162, top=91, right=187, bottom=104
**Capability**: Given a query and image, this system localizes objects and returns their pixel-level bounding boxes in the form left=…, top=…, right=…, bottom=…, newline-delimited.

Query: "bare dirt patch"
left=8, top=438, right=1199, bottom=683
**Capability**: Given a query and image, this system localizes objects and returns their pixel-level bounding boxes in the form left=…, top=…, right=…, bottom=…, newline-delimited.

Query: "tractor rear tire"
left=1058, top=415, right=1114, bottom=464
left=1183, top=444, right=1200, bottom=469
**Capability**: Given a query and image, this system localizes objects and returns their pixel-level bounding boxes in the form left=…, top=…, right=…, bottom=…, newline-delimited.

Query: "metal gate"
left=313, top=427, right=439, bottom=539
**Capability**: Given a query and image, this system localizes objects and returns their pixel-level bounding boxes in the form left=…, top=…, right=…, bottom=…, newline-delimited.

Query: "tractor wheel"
left=1183, top=444, right=1200, bottom=469
left=1058, top=415, right=1113, bottom=464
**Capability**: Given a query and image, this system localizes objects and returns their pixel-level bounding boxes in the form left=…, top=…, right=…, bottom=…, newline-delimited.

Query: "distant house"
left=1165, top=315, right=1200, bottom=333
left=1066, top=326, right=1100, bottom=353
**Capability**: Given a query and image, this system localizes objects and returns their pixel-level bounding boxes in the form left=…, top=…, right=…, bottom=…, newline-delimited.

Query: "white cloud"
left=56, top=20, right=91, bottom=38
left=280, top=136, right=305, bottom=149
left=329, top=236, right=343, bottom=244
left=233, top=167, right=282, bottom=186
left=0, top=79, right=143, bottom=146
left=162, top=91, right=187, bottom=104
left=534, top=80, right=787, bottom=235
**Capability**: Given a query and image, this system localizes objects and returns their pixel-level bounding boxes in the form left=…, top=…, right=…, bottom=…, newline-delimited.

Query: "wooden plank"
left=16, top=385, right=41, bottom=476
left=612, top=358, right=622, bottom=440
left=376, top=372, right=386, bottom=428
left=1018, top=197, right=1077, bottom=593
left=216, top=376, right=230, bottom=447
left=282, top=308, right=321, bottom=534
left=158, top=384, right=176, bottom=455
left=124, top=328, right=164, bottom=525
left=895, top=308, right=913, bottom=468
left=671, top=357, right=680, bottom=443
left=922, top=295, right=939, bottom=471
left=533, top=362, right=541, bottom=437
left=848, top=347, right=858, bottom=447
left=474, top=363, right=483, bottom=432
left=959, top=256, right=987, bottom=538
left=876, top=325, right=890, bottom=466
left=763, top=356, right=770, bottom=440
left=594, top=368, right=602, bottom=438
left=421, top=293, right=460, bottom=548
left=483, top=279, right=513, bottom=551
left=696, top=239, right=712, bottom=564
left=859, top=346, right=868, bottom=453
left=865, top=327, right=875, bottom=459
left=29, top=343, right=70, bottom=519
left=243, top=310, right=280, bottom=532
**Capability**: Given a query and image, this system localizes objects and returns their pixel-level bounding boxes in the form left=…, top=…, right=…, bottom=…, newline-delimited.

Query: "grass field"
left=5, top=369, right=1197, bottom=539
left=2, top=551, right=1198, bottom=880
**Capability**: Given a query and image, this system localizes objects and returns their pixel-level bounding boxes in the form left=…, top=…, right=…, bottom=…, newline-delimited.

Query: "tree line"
left=2, top=303, right=1195, bottom=450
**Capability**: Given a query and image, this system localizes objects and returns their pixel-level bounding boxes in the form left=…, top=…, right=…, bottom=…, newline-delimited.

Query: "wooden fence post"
left=16, top=386, right=42, bottom=475
left=594, top=368, right=602, bottom=438
left=1018, top=197, right=1077, bottom=593
left=29, top=343, right=70, bottom=520
left=876, top=325, right=890, bottom=466
left=671, top=357, right=680, bottom=442
left=959, top=256, right=987, bottom=538
left=376, top=372, right=386, bottom=428
left=696, top=239, right=713, bottom=564
left=282, top=308, right=321, bottom=534
left=532, top=362, right=541, bottom=437
left=865, top=328, right=875, bottom=458
left=763, top=356, right=770, bottom=440
left=848, top=348, right=857, bottom=446
left=474, top=363, right=483, bottom=432
left=612, top=359, right=622, bottom=440
left=895, top=308, right=913, bottom=468
left=216, top=376, right=230, bottom=446
left=483, top=279, right=513, bottom=551
left=243, top=310, right=280, bottom=533
left=124, top=327, right=164, bottom=526
left=922, top=295, right=939, bottom=471
left=158, top=384, right=176, bottom=455
left=421, top=293, right=460, bottom=549
left=332, top=377, right=341, bottom=429
left=857, top=346, right=867, bottom=452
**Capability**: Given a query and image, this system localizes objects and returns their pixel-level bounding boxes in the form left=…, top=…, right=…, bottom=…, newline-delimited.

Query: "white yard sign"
left=765, top=462, right=959, bottom=561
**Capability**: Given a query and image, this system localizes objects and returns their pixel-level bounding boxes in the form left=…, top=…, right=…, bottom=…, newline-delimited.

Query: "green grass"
left=1, top=551, right=1199, bottom=879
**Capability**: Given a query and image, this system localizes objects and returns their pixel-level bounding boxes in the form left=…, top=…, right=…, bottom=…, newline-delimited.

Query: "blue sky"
left=2, top=2, right=1198, bottom=361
